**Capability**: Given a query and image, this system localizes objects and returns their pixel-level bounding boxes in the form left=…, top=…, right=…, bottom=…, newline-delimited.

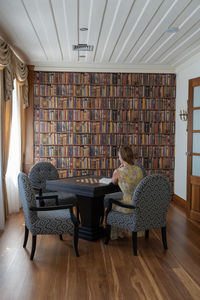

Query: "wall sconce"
left=179, top=110, right=188, bottom=121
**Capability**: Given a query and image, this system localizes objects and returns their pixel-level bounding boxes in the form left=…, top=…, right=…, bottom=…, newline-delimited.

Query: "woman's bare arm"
left=112, top=169, right=119, bottom=184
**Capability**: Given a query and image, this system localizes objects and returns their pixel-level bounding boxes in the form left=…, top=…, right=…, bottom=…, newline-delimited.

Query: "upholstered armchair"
left=105, top=174, right=171, bottom=255
left=104, top=162, right=147, bottom=207
left=18, top=172, right=79, bottom=260
left=28, top=162, right=77, bottom=207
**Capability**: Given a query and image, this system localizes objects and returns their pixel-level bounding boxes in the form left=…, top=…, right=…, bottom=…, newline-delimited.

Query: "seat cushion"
left=32, top=209, right=74, bottom=235
left=107, top=210, right=136, bottom=231
left=107, top=209, right=167, bottom=232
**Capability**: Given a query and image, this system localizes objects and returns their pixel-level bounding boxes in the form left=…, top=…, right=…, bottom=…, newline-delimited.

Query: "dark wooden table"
left=46, top=175, right=120, bottom=241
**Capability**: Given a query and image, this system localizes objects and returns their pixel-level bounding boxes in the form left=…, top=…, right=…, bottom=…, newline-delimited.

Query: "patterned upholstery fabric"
left=29, top=162, right=59, bottom=192
left=18, top=173, right=74, bottom=235
left=32, top=210, right=74, bottom=235
left=104, top=163, right=146, bottom=207
left=106, top=174, right=171, bottom=232
left=28, top=162, right=77, bottom=205
left=18, top=172, right=38, bottom=232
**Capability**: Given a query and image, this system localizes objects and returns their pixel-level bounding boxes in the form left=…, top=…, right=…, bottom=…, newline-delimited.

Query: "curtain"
left=17, top=81, right=26, bottom=170
left=0, top=38, right=10, bottom=66
left=2, top=88, right=12, bottom=217
left=0, top=37, right=28, bottom=224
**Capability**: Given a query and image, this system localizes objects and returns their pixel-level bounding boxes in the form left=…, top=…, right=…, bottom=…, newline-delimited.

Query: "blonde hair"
left=119, top=146, right=134, bottom=165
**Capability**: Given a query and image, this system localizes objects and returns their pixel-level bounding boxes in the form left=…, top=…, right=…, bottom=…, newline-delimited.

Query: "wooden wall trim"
left=23, top=65, right=34, bottom=175
left=172, top=194, right=187, bottom=210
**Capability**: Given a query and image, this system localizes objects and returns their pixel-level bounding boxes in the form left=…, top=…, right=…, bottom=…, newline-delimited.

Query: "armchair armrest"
left=30, top=204, right=73, bottom=211
left=109, top=199, right=135, bottom=209
left=106, top=199, right=135, bottom=217
left=36, top=194, right=59, bottom=206
left=30, top=204, right=80, bottom=226
left=36, top=195, right=59, bottom=200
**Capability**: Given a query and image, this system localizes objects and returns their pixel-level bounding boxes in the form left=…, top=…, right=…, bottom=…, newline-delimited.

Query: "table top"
left=46, top=175, right=120, bottom=198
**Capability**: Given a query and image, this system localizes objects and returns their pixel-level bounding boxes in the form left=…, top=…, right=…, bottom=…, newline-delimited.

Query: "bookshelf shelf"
left=33, top=71, right=175, bottom=189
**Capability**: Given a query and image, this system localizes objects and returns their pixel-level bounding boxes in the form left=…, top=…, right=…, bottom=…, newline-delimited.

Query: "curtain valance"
left=0, top=39, right=10, bottom=66
left=0, top=37, right=28, bottom=107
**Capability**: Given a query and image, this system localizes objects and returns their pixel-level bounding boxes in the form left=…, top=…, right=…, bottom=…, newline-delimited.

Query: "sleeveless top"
left=113, top=165, right=143, bottom=213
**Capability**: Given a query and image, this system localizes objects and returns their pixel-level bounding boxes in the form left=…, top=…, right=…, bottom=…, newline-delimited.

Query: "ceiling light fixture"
left=164, top=27, right=179, bottom=33
left=72, top=44, right=94, bottom=51
left=80, top=27, right=88, bottom=31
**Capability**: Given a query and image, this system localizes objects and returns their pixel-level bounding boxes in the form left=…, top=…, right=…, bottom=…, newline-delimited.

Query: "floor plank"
left=0, top=204, right=200, bottom=300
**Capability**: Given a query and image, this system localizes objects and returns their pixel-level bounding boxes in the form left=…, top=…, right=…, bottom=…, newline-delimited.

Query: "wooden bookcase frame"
left=30, top=71, right=175, bottom=189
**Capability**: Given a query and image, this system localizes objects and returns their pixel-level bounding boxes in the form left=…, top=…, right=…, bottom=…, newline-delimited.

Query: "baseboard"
left=172, top=194, right=187, bottom=210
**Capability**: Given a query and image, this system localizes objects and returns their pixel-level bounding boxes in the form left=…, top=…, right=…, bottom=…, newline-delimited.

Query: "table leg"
left=77, top=195, right=105, bottom=241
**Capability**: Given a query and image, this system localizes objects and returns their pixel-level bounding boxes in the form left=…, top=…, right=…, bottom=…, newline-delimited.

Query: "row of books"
left=35, top=145, right=174, bottom=158
left=35, top=145, right=106, bottom=157
left=34, top=121, right=175, bottom=134
left=35, top=133, right=174, bottom=145
left=34, top=84, right=176, bottom=98
left=34, top=156, right=174, bottom=169
left=35, top=109, right=175, bottom=122
left=34, top=72, right=176, bottom=86
left=34, top=157, right=174, bottom=181
left=35, top=96, right=175, bottom=110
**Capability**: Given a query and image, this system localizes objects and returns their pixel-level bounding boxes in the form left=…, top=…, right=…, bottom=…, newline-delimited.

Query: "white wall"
left=175, top=53, right=200, bottom=200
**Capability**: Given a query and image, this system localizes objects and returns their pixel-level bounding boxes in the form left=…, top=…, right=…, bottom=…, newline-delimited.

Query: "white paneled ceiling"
left=0, top=0, right=200, bottom=72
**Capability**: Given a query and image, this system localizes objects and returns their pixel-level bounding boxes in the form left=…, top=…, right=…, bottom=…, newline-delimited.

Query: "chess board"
left=75, top=178, right=99, bottom=184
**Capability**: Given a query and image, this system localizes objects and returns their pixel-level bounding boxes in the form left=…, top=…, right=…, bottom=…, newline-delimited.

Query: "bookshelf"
left=33, top=71, right=176, bottom=189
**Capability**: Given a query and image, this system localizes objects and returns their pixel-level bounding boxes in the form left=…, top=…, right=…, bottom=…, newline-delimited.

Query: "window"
left=6, top=80, right=21, bottom=213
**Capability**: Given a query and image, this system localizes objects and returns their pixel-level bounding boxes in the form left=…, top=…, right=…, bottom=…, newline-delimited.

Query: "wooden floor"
left=0, top=203, right=200, bottom=300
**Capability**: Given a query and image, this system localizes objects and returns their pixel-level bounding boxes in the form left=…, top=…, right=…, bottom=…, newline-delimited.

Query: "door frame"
left=187, top=76, right=200, bottom=219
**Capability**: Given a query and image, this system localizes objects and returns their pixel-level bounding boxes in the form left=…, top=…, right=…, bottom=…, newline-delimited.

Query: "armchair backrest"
left=18, top=172, right=38, bottom=231
left=132, top=174, right=171, bottom=231
left=29, top=162, right=59, bottom=192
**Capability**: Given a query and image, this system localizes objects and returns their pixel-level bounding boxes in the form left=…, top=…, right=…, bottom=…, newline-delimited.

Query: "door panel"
left=192, top=133, right=200, bottom=153
left=187, top=77, right=200, bottom=221
left=193, top=109, right=200, bottom=129
left=193, top=86, right=200, bottom=106
left=192, top=156, right=200, bottom=176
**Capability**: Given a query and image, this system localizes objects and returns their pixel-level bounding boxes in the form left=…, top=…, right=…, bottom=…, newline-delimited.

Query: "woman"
left=111, top=145, right=144, bottom=239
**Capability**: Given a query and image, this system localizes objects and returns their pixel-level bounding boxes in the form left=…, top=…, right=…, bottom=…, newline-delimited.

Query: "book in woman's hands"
left=99, top=177, right=112, bottom=184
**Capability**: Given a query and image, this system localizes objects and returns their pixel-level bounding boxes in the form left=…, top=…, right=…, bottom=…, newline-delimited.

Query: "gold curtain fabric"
left=2, top=99, right=12, bottom=217
left=0, top=37, right=29, bottom=224
left=23, top=79, right=29, bottom=108
left=4, top=65, right=14, bottom=101
left=13, top=53, right=28, bottom=82
left=0, top=39, right=10, bottom=66
left=0, top=37, right=28, bottom=107
left=16, top=82, right=26, bottom=171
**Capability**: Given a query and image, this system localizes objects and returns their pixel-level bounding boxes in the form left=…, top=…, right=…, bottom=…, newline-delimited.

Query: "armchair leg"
left=161, top=226, right=168, bottom=250
left=76, top=206, right=80, bottom=224
left=23, top=226, right=29, bottom=248
left=132, top=231, right=137, bottom=256
left=73, top=226, right=79, bottom=257
left=104, top=224, right=111, bottom=245
left=59, top=234, right=63, bottom=240
left=145, top=230, right=149, bottom=239
left=30, top=235, right=37, bottom=260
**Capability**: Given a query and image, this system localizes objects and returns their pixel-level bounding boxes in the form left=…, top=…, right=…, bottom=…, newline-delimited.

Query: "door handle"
left=185, top=152, right=191, bottom=156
